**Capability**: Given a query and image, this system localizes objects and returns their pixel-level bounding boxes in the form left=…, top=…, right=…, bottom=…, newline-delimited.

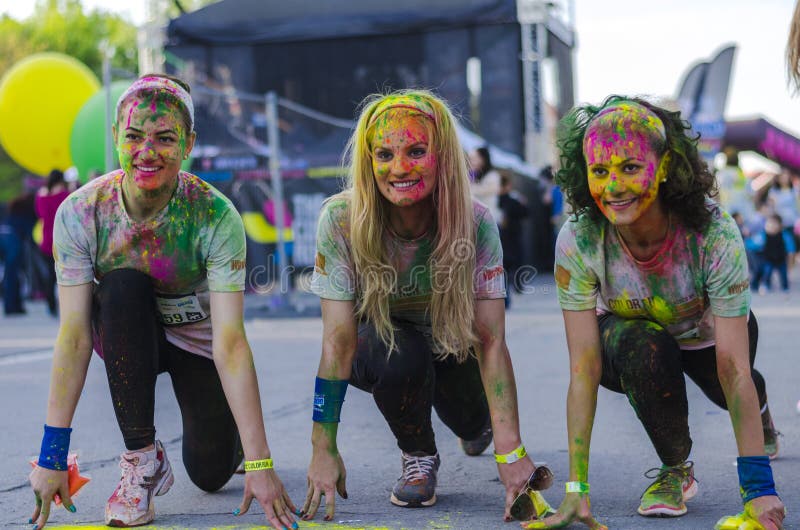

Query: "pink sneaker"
left=105, top=440, right=174, bottom=527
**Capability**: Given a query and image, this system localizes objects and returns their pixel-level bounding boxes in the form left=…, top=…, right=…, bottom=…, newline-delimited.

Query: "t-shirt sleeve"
left=53, top=199, right=94, bottom=286
left=310, top=201, right=356, bottom=300
left=206, top=206, right=247, bottom=292
left=474, top=206, right=506, bottom=299
left=554, top=221, right=599, bottom=311
left=704, top=212, right=750, bottom=317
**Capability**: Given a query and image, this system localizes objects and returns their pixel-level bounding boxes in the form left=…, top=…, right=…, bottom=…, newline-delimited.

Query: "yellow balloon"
left=0, top=53, right=99, bottom=176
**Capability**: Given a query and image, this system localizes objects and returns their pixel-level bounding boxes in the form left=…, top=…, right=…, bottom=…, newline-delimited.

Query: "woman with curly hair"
left=303, top=90, right=545, bottom=522
left=527, top=97, right=785, bottom=529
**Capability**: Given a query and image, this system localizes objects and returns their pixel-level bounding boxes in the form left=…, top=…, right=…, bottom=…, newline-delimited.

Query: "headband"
left=368, top=96, right=436, bottom=127
left=115, top=76, right=195, bottom=131
left=590, top=101, right=666, bottom=141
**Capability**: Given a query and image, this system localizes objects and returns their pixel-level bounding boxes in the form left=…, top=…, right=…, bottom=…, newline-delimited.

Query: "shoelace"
left=642, top=461, right=695, bottom=497
left=114, top=455, right=157, bottom=504
left=401, top=453, right=438, bottom=482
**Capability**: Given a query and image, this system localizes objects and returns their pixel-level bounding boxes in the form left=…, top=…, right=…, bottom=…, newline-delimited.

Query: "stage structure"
left=157, top=0, right=577, bottom=312
left=165, top=0, right=576, bottom=164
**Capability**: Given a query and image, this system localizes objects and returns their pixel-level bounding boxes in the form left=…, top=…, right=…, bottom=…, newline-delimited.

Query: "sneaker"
left=637, top=461, right=698, bottom=517
left=762, top=407, right=782, bottom=460
left=105, top=440, right=174, bottom=527
left=390, top=451, right=440, bottom=507
left=458, top=417, right=493, bottom=456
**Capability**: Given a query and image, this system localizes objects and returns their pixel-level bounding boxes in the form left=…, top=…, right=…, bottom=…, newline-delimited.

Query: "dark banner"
left=724, top=118, right=800, bottom=173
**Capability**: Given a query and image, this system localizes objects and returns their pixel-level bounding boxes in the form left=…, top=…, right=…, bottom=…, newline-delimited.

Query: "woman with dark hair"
left=35, top=169, right=71, bottom=316
left=469, top=146, right=502, bottom=225
left=526, top=96, right=785, bottom=529
left=27, top=74, right=296, bottom=529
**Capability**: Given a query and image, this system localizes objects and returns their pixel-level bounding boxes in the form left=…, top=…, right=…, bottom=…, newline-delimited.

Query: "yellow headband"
left=368, top=96, right=436, bottom=127
left=591, top=101, right=666, bottom=141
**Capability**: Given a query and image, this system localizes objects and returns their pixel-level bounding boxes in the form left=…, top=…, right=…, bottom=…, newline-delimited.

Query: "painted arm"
left=303, top=298, right=357, bottom=521
left=473, top=298, right=535, bottom=521
left=29, top=283, right=94, bottom=529
left=523, top=309, right=605, bottom=530
left=714, top=315, right=784, bottom=529
left=209, top=291, right=296, bottom=530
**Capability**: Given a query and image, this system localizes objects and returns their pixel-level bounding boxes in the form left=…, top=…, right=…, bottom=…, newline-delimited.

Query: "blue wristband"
left=312, top=377, right=348, bottom=423
left=737, top=455, right=778, bottom=503
left=38, top=424, right=72, bottom=471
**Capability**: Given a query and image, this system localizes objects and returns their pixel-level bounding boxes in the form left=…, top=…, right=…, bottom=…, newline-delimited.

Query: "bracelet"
left=494, top=444, right=526, bottom=464
left=38, top=424, right=72, bottom=471
left=737, top=456, right=778, bottom=503
left=312, top=377, right=348, bottom=423
left=243, top=458, right=273, bottom=472
left=566, top=481, right=590, bottom=493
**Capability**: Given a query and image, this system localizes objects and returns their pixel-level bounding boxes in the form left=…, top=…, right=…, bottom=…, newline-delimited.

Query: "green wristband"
left=566, top=481, right=590, bottom=493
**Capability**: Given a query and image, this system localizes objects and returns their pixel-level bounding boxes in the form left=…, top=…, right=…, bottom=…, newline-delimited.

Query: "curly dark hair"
left=555, top=95, right=717, bottom=232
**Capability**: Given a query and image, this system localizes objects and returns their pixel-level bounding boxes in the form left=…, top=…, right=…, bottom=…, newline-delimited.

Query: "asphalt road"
left=2, top=274, right=798, bottom=529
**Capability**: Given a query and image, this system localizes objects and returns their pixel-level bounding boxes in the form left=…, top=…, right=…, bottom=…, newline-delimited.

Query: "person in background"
left=1, top=197, right=26, bottom=315
left=716, top=147, right=752, bottom=219
left=35, top=169, right=71, bottom=316
left=537, top=165, right=562, bottom=271
left=767, top=169, right=799, bottom=266
left=750, top=213, right=794, bottom=295
left=498, top=171, right=529, bottom=304
left=469, top=146, right=503, bottom=226
left=3, top=192, right=37, bottom=314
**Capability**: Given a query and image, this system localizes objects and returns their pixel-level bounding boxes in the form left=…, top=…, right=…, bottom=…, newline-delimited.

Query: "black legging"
left=93, top=268, right=242, bottom=492
left=42, top=253, right=58, bottom=315
left=350, top=320, right=490, bottom=455
left=598, top=311, right=766, bottom=466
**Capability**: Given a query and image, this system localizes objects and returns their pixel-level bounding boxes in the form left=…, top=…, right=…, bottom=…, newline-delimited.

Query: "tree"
left=0, top=0, right=221, bottom=202
left=0, top=0, right=138, bottom=81
left=0, top=0, right=139, bottom=202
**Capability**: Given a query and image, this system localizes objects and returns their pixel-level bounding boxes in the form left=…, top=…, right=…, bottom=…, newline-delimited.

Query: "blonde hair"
left=789, top=1, right=800, bottom=93
left=333, top=89, right=478, bottom=361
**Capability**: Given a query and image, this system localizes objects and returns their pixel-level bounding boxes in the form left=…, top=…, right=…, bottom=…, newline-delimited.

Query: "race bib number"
left=155, top=293, right=208, bottom=326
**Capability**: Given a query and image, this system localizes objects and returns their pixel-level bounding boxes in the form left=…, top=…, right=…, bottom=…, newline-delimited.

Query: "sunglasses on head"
left=510, top=465, right=555, bottom=521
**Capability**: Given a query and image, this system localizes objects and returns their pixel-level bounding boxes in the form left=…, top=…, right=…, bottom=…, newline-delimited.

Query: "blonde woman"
left=302, top=90, right=542, bottom=522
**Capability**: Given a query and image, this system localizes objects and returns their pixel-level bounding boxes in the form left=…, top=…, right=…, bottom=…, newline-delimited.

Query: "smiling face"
left=114, top=93, right=194, bottom=193
left=583, top=112, right=668, bottom=227
left=370, top=110, right=437, bottom=207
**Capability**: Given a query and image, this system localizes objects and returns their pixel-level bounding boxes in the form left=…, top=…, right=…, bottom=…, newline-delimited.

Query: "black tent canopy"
left=167, top=0, right=518, bottom=45
left=165, top=0, right=532, bottom=156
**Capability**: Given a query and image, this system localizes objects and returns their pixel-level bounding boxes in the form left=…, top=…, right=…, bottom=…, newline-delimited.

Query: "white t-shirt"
left=555, top=200, right=750, bottom=350
left=53, top=170, right=246, bottom=358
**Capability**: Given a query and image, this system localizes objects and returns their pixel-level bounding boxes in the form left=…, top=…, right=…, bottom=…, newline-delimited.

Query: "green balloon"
left=69, top=80, right=128, bottom=183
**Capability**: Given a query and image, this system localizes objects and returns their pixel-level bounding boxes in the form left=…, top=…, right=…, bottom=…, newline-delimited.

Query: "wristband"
left=243, top=458, right=273, bottom=472
left=312, top=377, right=348, bottom=423
left=494, top=444, right=526, bottom=464
left=737, top=456, right=778, bottom=503
left=566, top=481, right=590, bottom=493
left=38, top=424, right=72, bottom=471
